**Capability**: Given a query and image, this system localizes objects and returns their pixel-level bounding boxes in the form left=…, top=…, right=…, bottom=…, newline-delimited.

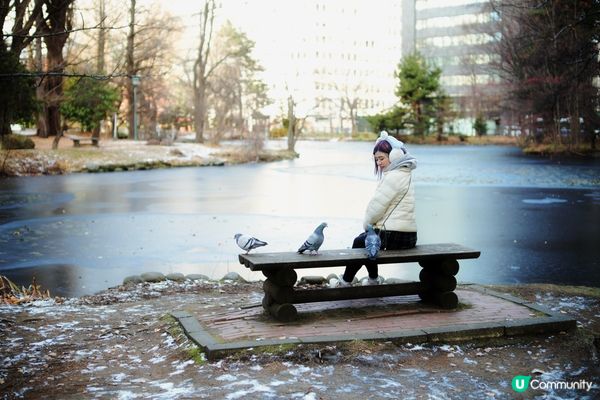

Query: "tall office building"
left=224, top=0, right=403, bottom=133
left=403, top=0, right=501, bottom=134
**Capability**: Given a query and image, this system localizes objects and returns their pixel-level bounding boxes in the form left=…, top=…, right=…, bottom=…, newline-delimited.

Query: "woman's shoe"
left=328, top=275, right=351, bottom=288
left=367, top=276, right=385, bottom=285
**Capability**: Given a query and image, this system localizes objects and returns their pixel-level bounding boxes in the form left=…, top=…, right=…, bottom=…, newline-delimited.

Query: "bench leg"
left=73, top=140, right=80, bottom=147
left=267, top=302, right=297, bottom=322
left=262, top=268, right=297, bottom=286
left=262, top=268, right=299, bottom=321
left=262, top=290, right=298, bottom=321
left=418, top=258, right=460, bottom=309
left=262, top=292, right=274, bottom=310
left=433, top=291, right=458, bottom=309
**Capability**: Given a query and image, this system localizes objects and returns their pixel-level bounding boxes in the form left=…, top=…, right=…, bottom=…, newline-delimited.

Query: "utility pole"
left=132, top=75, right=140, bottom=140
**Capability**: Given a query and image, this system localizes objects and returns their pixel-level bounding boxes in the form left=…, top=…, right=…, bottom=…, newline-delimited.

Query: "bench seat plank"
left=239, top=243, right=480, bottom=271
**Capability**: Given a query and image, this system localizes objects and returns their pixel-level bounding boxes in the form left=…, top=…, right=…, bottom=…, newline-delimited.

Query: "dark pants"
left=342, top=230, right=417, bottom=282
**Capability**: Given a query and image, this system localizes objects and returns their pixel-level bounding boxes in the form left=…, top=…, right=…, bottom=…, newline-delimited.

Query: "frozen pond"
left=1, top=140, right=599, bottom=297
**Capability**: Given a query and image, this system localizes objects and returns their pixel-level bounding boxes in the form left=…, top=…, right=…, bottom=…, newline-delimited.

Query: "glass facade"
left=409, top=0, right=502, bottom=134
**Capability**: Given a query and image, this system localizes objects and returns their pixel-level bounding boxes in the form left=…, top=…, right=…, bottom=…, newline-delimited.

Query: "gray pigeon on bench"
left=234, top=233, right=268, bottom=254
left=297, top=222, right=328, bottom=255
left=365, top=224, right=381, bottom=260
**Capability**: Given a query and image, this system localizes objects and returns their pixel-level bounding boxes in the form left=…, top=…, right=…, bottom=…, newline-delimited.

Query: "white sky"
left=74, top=0, right=402, bottom=117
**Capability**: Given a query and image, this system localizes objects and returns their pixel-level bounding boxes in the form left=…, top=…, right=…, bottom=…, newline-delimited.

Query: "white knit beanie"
left=376, top=130, right=406, bottom=162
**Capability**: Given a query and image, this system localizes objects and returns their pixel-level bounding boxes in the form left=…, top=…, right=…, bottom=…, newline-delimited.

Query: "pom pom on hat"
left=376, top=130, right=406, bottom=162
left=377, top=130, right=405, bottom=147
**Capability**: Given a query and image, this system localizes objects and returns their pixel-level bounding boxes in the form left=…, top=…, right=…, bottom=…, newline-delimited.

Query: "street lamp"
left=131, top=75, right=141, bottom=140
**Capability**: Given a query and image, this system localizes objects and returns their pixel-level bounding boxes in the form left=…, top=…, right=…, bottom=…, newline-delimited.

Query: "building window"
left=416, top=0, right=488, bottom=11
left=441, top=74, right=496, bottom=86
left=423, top=33, right=494, bottom=48
left=417, top=13, right=492, bottom=30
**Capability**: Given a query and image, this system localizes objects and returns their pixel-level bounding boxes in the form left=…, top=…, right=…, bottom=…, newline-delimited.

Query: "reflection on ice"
left=522, top=198, right=568, bottom=204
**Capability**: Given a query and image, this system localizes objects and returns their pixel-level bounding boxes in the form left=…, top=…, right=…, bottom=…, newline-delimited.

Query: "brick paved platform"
left=172, top=285, right=576, bottom=360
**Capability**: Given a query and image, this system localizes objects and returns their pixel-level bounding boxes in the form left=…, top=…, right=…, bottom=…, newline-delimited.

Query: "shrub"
left=1, top=134, right=35, bottom=150
left=473, top=116, right=487, bottom=136
left=270, top=127, right=287, bottom=138
left=117, top=130, right=129, bottom=139
left=61, top=78, right=120, bottom=131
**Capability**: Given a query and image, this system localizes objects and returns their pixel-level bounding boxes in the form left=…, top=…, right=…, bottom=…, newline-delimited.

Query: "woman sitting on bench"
left=331, top=131, right=418, bottom=287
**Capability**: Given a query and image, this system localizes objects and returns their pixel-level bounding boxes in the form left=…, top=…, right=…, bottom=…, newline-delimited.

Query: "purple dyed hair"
left=372, top=140, right=393, bottom=176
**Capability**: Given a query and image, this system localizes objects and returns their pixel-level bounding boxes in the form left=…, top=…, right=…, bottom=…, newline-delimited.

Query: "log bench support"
left=239, top=244, right=480, bottom=322
left=261, top=259, right=460, bottom=321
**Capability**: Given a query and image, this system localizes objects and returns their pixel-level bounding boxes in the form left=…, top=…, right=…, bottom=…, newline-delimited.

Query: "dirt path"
left=1, top=281, right=599, bottom=399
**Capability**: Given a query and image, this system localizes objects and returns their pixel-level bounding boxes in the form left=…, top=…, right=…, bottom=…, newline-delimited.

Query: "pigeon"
left=234, top=233, right=268, bottom=254
left=365, top=224, right=381, bottom=260
left=297, top=222, right=328, bottom=255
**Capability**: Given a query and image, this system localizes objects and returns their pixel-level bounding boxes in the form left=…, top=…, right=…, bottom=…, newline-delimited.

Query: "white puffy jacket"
left=362, top=167, right=416, bottom=232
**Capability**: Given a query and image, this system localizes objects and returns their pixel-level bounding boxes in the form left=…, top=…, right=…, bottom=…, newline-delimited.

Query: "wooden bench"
left=239, top=243, right=481, bottom=321
left=66, top=135, right=99, bottom=147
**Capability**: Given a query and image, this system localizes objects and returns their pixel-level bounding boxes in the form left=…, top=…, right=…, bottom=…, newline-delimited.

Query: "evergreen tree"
left=0, top=50, right=37, bottom=136
left=395, top=52, right=443, bottom=136
left=61, top=78, right=119, bottom=132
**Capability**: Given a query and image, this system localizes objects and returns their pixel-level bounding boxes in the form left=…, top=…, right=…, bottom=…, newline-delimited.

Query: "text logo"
left=512, top=375, right=532, bottom=393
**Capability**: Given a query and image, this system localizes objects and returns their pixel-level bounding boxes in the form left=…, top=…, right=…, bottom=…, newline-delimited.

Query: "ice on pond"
left=522, top=197, right=567, bottom=204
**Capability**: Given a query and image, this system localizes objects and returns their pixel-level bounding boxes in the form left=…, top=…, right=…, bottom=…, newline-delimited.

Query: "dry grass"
left=0, top=275, right=54, bottom=305
left=213, top=148, right=298, bottom=164
left=521, top=142, right=598, bottom=156
left=398, top=134, right=518, bottom=146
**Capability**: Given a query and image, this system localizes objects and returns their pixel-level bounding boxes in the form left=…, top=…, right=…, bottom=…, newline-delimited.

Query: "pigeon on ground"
left=365, top=224, right=381, bottom=260
left=234, top=233, right=268, bottom=254
left=297, top=222, right=328, bottom=255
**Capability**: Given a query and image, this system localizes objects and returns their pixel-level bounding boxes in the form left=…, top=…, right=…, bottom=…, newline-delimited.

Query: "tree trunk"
left=43, top=40, right=65, bottom=138
left=52, top=121, right=66, bottom=150
left=569, top=91, right=581, bottom=147
left=149, top=98, right=158, bottom=139
left=94, top=0, right=106, bottom=139
left=34, top=33, right=47, bottom=137
left=39, top=0, right=73, bottom=139
left=127, top=0, right=136, bottom=139
left=0, top=112, right=10, bottom=136
left=97, top=0, right=106, bottom=74
left=194, top=83, right=206, bottom=143
left=412, top=101, right=421, bottom=135
left=287, top=96, right=296, bottom=152
left=192, top=0, right=216, bottom=144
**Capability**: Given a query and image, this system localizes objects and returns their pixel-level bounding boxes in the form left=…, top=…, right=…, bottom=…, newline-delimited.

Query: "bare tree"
left=96, top=0, right=106, bottom=74
left=338, top=82, right=363, bottom=134
left=191, top=2, right=261, bottom=144
left=36, top=0, right=75, bottom=146
left=286, top=95, right=297, bottom=152
left=202, top=21, right=266, bottom=144
left=0, top=0, right=44, bottom=135
left=285, top=95, right=316, bottom=153
left=33, top=19, right=47, bottom=137
left=0, top=0, right=44, bottom=55
left=208, top=65, right=239, bottom=144
left=125, top=0, right=136, bottom=139
left=490, top=0, right=600, bottom=146
left=118, top=0, right=178, bottom=140
left=192, top=0, right=217, bottom=143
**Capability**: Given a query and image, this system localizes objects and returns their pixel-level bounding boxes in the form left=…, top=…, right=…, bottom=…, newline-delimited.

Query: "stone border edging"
left=172, top=284, right=577, bottom=360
